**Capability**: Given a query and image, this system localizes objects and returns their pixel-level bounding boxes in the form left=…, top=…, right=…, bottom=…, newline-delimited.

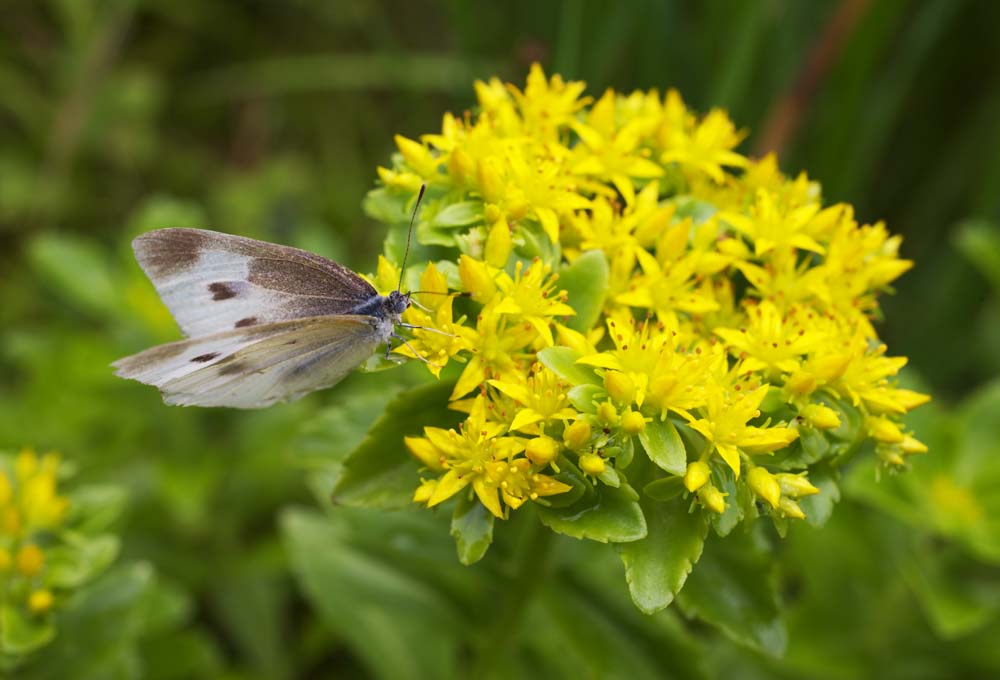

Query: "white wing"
left=132, top=228, right=380, bottom=338
left=113, top=315, right=392, bottom=408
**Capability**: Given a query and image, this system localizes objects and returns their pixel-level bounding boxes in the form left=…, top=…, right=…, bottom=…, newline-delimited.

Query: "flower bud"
left=477, top=158, right=505, bottom=203
left=405, top=436, right=443, bottom=471
left=596, top=401, right=619, bottom=426
left=526, top=436, right=560, bottom=466
left=448, top=147, right=475, bottom=186
left=485, top=217, right=513, bottom=268
left=412, top=479, right=437, bottom=504
left=604, top=371, right=636, bottom=405
left=16, top=544, right=44, bottom=577
left=747, top=467, right=781, bottom=509
left=394, top=134, right=437, bottom=177
left=811, top=353, right=851, bottom=382
left=563, top=420, right=592, bottom=449
left=459, top=255, right=497, bottom=302
left=800, top=403, right=840, bottom=430
left=778, top=497, right=806, bottom=520
left=621, top=410, right=647, bottom=435
left=2, top=507, right=20, bottom=536
left=579, top=453, right=606, bottom=476
left=774, top=473, right=820, bottom=498
left=28, top=589, right=54, bottom=615
left=878, top=446, right=906, bottom=467
left=901, top=435, right=928, bottom=455
left=698, top=484, right=726, bottom=514
left=784, top=371, right=817, bottom=397
left=867, top=416, right=904, bottom=443
left=684, top=461, right=711, bottom=493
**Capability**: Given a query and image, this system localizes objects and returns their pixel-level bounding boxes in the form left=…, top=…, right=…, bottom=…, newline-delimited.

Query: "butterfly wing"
left=132, top=228, right=380, bottom=337
left=113, top=315, right=390, bottom=408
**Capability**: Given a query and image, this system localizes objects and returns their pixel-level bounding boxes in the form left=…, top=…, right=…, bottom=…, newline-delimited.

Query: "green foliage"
left=1, top=0, right=998, bottom=677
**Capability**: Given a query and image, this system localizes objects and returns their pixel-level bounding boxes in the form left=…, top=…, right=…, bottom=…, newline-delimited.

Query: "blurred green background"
left=2, top=1, right=1000, bottom=678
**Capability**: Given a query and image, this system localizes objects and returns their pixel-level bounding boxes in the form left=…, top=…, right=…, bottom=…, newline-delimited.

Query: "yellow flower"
left=659, top=102, right=747, bottom=183
left=407, top=396, right=569, bottom=517
left=488, top=364, right=577, bottom=433
left=16, top=543, right=45, bottom=577
left=714, top=301, right=825, bottom=376
left=451, top=305, right=535, bottom=399
left=685, top=385, right=798, bottom=477
left=508, top=63, right=589, bottom=140
left=493, top=260, right=575, bottom=345
left=721, top=188, right=826, bottom=257
left=28, top=589, right=55, bottom=615
left=570, top=90, right=664, bottom=206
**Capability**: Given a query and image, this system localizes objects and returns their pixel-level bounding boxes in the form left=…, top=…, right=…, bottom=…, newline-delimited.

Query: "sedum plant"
left=336, top=64, right=929, bottom=613
left=0, top=449, right=121, bottom=667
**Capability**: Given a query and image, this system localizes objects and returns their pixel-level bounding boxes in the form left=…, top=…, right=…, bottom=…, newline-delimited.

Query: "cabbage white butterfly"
left=114, top=186, right=427, bottom=408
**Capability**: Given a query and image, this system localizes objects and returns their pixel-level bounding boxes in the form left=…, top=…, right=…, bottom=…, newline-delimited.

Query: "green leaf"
left=67, top=485, right=127, bottom=534
left=536, top=483, right=647, bottom=543
left=709, top=461, right=741, bottom=537
left=332, top=380, right=463, bottom=509
left=451, top=493, right=494, bottom=565
left=642, top=476, right=684, bottom=501
left=28, top=235, right=119, bottom=318
left=567, top=384, right=604, bottom=412
left=954, top=218, right=1000, bottom=292
left=618, top=497, right=708, bottom=613
left=0, top=605, right=55, bottom=655
left=903, top=545, right=1000, bottom=639
left=799, top=465, right=841, bottom=528
left=638, top=418, right=687, bottom=475
left=537, top=346, right=599, bottom=386
left=46, top=533, right=120, bottom=588
left=678, top=533, right=787, bottom=656
left=363, top=187, right=409, bottom=225
left=431, top=200, right=484, bottom=227
left=558, top=250, right=609, bottom=332
left=281, top=508, right=460, bottom=680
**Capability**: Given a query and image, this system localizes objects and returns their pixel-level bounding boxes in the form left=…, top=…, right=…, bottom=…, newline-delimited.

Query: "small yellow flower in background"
left=28, top=589, right=55, bottom=615
left=368, top=64, right=927, bottom=526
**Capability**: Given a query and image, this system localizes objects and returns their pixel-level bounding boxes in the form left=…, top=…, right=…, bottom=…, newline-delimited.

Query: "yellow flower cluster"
left=373, top=64, right=929, bottom=522
left=0, top=449, right=70, bottom=616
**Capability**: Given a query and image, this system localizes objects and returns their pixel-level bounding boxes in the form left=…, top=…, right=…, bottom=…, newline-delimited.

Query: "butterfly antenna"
left=398, top=183, right=426, bottom=292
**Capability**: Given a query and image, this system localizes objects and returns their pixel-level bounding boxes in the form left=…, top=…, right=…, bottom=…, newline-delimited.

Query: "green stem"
left=471, top=516, right=555, bottom=678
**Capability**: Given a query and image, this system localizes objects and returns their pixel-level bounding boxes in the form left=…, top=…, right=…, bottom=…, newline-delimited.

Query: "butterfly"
left=114, top=187, right=428, bottom=409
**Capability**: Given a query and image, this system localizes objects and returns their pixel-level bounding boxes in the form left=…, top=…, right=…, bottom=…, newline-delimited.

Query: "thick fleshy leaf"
left=536, top=484, right=647, bottom=543
left=558, top=251, right=609, bottom=332
left=333, top=380, right=462, bottom=509
left=643, top=476, right=685, bottom=501
left=432, top=200, right=485, bottom=227
left=798, top=465, right=841, bottom=528
left=618, top=497, right=709, bottom=613
left=451, top=493, right=495, bottom=565
left=537, top=346, right=600, bottom=386
left=677, top=533, right=787, bottom=657
left=638, top=418, right=687, bottom=475
left=281, top=508, right=461, bottom=680
left=46, top=532, right=120, bottom=588
left=0, top=605, right=55, bottom=655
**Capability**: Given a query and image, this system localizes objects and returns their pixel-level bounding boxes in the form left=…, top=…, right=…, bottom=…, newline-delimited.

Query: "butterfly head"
left=386, top=289, right=411, bottom=318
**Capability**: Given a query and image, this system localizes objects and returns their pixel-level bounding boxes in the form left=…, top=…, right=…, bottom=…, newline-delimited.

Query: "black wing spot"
left=191, top=352, right=219, bottom=363
left=209, top=282, right=237, bottom=300
left=235, top=316, right=257, bottom=328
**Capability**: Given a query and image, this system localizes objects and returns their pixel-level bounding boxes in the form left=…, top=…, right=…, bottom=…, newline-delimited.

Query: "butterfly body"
left=113, top=228, right=411, bottom=409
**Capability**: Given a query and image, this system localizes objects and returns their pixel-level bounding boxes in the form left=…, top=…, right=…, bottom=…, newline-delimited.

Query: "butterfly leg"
left=391, top=333, right=442, bottom=369
left=397, top=323, right=456, bottom=338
